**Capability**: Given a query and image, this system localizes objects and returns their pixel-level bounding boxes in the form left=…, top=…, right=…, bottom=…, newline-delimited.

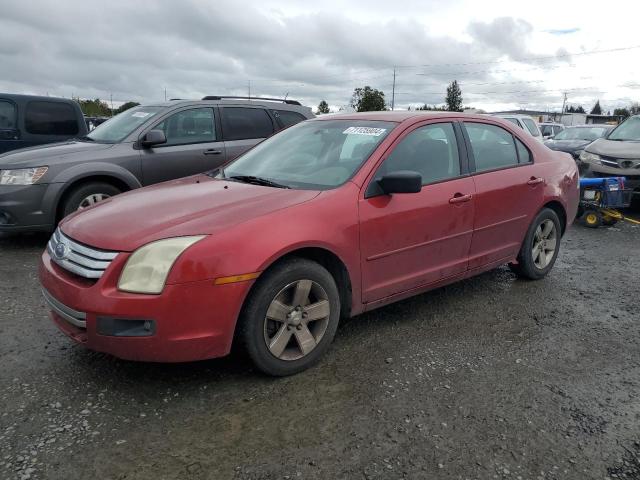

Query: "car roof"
left=0, top=92, right=75, bottom=103
left=312, top=111, right=495, bottom=123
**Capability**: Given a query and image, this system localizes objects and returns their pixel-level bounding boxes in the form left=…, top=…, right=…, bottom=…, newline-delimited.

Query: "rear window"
left=0, top=100, right=17, bottom=129
left=521, top=118, right=540, bottom=137
left=275, top=110, right=306, bottom=128
left=222, top=107, right=274, bottom=141
left=25, top=101, right=79, bottom=136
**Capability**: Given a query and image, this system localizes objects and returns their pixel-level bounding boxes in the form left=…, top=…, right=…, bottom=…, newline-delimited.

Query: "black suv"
left=0, top=96, right=313, bottom=232
left=0, top=93, right=88, bottom=154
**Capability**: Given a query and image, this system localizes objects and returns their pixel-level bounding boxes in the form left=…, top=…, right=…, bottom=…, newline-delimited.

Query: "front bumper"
left=0, top=183, right=59, bottom=232
left=580, top=162, right=640, bottom=190
left=39, top=250, right=253, bottom=362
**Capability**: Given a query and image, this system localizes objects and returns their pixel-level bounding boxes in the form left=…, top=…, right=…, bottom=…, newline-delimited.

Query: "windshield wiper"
left=227, top=175, right=290, bottom=189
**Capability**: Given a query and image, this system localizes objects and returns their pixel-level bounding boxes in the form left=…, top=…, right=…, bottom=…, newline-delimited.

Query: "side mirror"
left=140, top=129, right=167, bottom=148
left=378, top=171, right=422, bottom=195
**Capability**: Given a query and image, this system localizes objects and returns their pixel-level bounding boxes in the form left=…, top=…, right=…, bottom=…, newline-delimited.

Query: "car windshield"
left=86, top=106, right=164, bottom=143
left=219, top=119, right=396, bottom=190
left=608, top=116, right=640, bottom=141
left=554, top=127, right=609, bottom=141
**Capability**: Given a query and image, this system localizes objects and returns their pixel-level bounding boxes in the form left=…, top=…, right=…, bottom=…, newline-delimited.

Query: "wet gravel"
left=1, top=221, right=639, bottom=480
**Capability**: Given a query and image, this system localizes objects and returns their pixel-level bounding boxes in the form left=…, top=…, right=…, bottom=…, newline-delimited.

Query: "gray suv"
left=0, top=96, right=313, bottom=232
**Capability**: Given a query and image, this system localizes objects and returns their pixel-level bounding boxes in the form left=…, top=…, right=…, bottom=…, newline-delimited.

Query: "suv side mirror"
left=141, top=130, right=167, bottom=148
left=378, top=171, right=422, bottom=195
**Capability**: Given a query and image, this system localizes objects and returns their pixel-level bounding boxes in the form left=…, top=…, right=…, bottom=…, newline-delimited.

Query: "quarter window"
left=0, top=100, right=17, bottom=129
left=465, top=122, right=520, bottom=172
left=222, top=107, right=274, bottom=141
left=515, top=137, right=532, bottom=163
left=274, top=110, right=306, bottom=129
left=377, top=123, right=461, bottom=185
left=25, top=101, right=79, bottom=135
left=153, top=108, right=215, bottom=146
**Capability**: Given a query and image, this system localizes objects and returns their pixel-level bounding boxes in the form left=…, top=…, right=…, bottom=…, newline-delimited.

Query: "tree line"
left=75, top=98, right=140, bottom=117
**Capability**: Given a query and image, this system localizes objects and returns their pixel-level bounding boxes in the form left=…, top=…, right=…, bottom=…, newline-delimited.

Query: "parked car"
left=579, top=115, right=640, bottom=197
left=544, top=125, right=613, bottom=160
left=0, top=93, right=88, bottom=154
left=495, top=114, right=544, bottom=142
left=40, top=112, right=579, bottom=375
left=539, top=122, right=565, bottom=139
left=0, top=96, right=313, bottom=232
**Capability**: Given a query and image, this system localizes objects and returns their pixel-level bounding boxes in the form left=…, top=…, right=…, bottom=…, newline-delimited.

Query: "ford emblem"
left=54, top=242, right=69, bottom=261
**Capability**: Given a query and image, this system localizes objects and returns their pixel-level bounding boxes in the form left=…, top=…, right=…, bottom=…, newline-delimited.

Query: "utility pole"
left=561, top=91, right=568, bottom=116
left=110, top=93, right=113, bottom=117
left=164, top=88, right=167, bottom=101
left=391, top=67, right=396, bottom=110
left=248, top=80, right=251, bottom=100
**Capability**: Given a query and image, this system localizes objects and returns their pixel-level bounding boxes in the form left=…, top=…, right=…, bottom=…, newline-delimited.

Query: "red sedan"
left=39, top=112, right=579, bottom=375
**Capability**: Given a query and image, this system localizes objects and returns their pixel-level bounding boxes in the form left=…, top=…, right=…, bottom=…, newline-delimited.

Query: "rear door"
left=359, top=121, right=475, bottom=302
left=220, top=106, right=275, bottom=161
left=140, top=106, right=226, bottom=185
left=462, top=121, right=544, bottom=271
left=0, top=98, right=19, bottom=154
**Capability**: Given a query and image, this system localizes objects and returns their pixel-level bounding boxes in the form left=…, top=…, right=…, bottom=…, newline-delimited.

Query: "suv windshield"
left=555, top=127, right=609, bottom=141
left=87, top=106, right=164, bottom=143
left=220, top=120, right=396, bottom=190
left=608, top=116, right=640, bottom=141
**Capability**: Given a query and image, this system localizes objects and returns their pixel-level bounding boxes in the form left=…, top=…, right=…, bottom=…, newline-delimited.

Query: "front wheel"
left=61, top=182, right=121, bottom=217
left=239, top=258, right=340, bottom=376
left=509, top=208, right=561, bottom=280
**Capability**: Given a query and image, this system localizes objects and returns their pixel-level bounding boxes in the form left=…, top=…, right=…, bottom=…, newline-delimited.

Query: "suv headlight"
left=0, top=167, right=48, bottom=185
left=579, top=151, right=600, bottom=163
left=118, top=236, right=206, bottom=294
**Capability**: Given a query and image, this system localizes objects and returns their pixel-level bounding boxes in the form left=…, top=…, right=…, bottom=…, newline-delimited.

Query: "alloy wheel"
left=531, top=219, right=557, bottom=269
left=263, top=279, right=331, bottom=361
left=78, top=193, right=111, bottom=210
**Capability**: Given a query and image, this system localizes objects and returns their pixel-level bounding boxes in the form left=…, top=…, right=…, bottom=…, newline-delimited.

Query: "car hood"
left=586, top=138, right=640, bottom=158
left=545, top=139, right=591, bottom=151
left=0, top=140, right=115, bottom=168
left=60, top=175, right=321, bottom=252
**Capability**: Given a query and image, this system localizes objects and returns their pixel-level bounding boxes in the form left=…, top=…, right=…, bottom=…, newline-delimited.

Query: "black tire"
left=509, top=208, right=562, bottom=280
left=239, top=258, right=340, bottom=376
left=579, top=209, right=602, bottom=228
left=61, top=182, right=122, bottom=218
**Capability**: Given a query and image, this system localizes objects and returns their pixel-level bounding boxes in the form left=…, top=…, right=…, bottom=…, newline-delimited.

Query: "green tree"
left=575, top=105, right=586, bottom=114
left=350, top=86, right=386, bottom=112
left=77, top=98, right=111, bottom=117
left=115, top=101, right=140, bottom=114
left=630, top=102, right=640, bottom=115
left=445, top=80, right=463, bottom=112
left=416, top=104, right=445, bottom=111
left=316, top=100, right=330, bottom=114
left=590, top=100, right=602, bottom=115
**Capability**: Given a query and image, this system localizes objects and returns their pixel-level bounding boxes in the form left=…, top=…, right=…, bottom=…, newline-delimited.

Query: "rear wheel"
left=61, top=182, right=121, bottom=218
left=509, top=208, right=561, bottom=280
left=239, top=258, right=340, bottom=376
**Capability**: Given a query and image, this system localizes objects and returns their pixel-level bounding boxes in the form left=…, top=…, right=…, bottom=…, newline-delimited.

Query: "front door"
left=140, top=107, right=226, bottom=185
left=461, top=121, right=544, bottom=270
left=359, top=122, right=475, bottom=303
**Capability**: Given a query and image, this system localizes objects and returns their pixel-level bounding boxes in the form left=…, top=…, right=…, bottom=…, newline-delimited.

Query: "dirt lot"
left=1, top=220, right=639, bottom=480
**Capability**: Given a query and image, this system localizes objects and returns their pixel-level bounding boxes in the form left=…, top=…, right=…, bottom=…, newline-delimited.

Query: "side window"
left=515, top=137, right=532, bottom=163
left=504, top=118, right=521, bottom=128
left=25, top=101, right=79, bottom=135
left=521, top=118, right=540, bottom=137
left=153, top=108, right=215, bottom=146
left=0, top=100, right=17, bottom=129
left=378, top=123, right=460, bottom=185
left=222, top=107, right=274, bottom=141
left=274, top=110, right=306, bottom=129
left=465, top=122, right=519, bottom=172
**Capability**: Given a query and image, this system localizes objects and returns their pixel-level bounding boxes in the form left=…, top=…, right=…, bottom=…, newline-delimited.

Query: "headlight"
left=118, top=236, right=206, bottom=294
left=0, top=167, right=48, bottom=185
left=579, top=151, right=600, bottom=163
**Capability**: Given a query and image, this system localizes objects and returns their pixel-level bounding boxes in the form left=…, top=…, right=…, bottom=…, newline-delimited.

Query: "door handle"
left=204, top=149, right=222, bottom=155
left=449, top=193, right=473, bottom=204
left=527, top=177, right=544, bottom=186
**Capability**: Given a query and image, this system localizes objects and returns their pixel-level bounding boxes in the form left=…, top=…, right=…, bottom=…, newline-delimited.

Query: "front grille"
left=47, top=228, right=119, bottom=279
left=600, top=155, right=640, bottom=169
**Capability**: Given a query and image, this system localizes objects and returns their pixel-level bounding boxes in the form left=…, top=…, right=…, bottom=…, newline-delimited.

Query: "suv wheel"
left=61, top=182, right=121, bottom=217
left=239, top=258, right=340, bottom=376
left=509, top=208, right=561, bottom=280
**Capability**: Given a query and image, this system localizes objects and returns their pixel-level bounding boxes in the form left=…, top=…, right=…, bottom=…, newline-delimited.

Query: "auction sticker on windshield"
left=342, top=127, right=386, bottom=136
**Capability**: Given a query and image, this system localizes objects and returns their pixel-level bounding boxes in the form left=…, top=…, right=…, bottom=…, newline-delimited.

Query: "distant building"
left=585, top=114, right=623, bottom=125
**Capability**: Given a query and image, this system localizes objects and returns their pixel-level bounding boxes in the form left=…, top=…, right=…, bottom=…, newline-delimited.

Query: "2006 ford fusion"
left=39, top=112, right=579, bottom=376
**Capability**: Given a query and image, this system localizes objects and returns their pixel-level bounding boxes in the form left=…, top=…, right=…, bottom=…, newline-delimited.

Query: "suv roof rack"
left=201, top=96, right=302, bottom=106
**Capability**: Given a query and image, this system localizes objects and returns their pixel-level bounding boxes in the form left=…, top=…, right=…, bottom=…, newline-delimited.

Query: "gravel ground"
left=1, top=220, right=639, bottom=480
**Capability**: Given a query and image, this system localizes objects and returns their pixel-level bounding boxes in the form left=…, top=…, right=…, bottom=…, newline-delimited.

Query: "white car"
left=495, top=114, right=544, bottom=143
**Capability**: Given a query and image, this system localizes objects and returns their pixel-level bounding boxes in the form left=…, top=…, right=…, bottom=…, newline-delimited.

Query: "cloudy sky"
left=1, top=0, right=638, bottom=113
